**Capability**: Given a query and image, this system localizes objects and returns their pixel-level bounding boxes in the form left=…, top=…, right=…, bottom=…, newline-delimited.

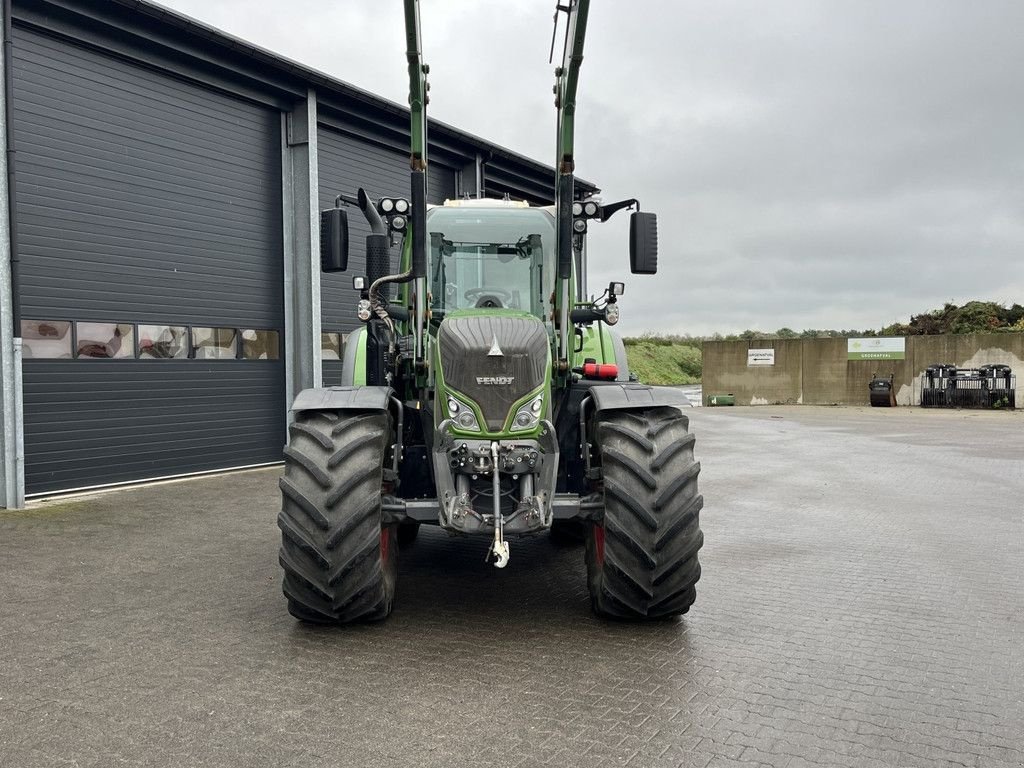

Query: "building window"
left=22, top=321, right=285, bottom=361
left=240, top=329, right=280, bottom=360
left=138, top=325, right=188, bottom=359
left=192, top=327, right=237, bottom=359
left=76, top=322, right=134, bottom=359
left=21, top=320, right=72, bottom=359
left=322, top=332, right=342, bottom=360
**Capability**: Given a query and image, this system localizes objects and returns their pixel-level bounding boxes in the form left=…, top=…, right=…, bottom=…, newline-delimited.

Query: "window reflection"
left=21, top=321, right=286, bottom=362
left=322, top=332, right=342, bottom=360
left=21, top=320, right=72, bottom=359
left=241, top=329, right=280, bottom=360
left=138, top=325, right=188, bottom=359
left=76, top=323, right=134, bottom=359
left=192, top=327, right=237, bottom=359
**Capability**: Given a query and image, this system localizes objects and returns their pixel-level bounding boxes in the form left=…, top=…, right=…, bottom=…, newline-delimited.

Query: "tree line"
left=626, top=301, right=1024, bottom=346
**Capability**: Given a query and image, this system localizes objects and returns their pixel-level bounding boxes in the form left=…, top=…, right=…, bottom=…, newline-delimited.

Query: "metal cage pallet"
left=920, top=364, right=1016, bottom=409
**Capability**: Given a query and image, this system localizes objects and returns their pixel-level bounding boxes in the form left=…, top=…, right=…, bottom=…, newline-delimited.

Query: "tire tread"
left=586, top=407, right=704, bottom=620
left=278, top=410, right=397, bottom=624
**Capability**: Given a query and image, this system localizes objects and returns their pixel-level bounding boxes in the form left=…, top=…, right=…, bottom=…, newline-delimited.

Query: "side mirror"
left=629, top=211, right=658, bottom=275
left=320, top=207, right=349, bottom=272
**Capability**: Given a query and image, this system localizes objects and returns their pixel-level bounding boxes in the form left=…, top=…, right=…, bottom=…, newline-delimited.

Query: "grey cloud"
left=157, top=0, right=1024, bottom=336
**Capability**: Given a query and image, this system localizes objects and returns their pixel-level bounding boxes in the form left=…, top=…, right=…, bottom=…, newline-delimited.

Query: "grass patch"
left=622, top=339, right=702, bottom=385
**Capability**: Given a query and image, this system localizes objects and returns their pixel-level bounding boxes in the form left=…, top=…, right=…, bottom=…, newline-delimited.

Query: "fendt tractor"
left=278, top=0, right=704, bottom=623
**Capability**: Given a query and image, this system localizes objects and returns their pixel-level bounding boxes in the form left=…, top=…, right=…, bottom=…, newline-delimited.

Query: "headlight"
left=395, top=198, right=410, bottom=214
left=446, top=395, right=481, bottom=432
left=380, top=198, right=395, bottom=213
left=511, top=393, right=545, bottom=432
left=604, top=303, right=619, bottom=325
left=357, top=299, right=372, bottom=322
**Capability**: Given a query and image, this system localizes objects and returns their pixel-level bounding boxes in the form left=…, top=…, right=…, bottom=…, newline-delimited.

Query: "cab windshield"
left=428, top=206, right=555, bottom=320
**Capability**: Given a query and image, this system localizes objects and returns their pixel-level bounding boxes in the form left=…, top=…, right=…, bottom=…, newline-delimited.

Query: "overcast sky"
left=158, top=0, right=1024, bottom=336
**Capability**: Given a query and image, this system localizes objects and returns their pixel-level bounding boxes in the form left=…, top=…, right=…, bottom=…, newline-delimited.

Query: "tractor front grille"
left=438, top=315, right=550, bottom=431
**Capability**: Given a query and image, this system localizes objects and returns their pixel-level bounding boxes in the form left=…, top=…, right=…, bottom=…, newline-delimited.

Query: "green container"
left=707, top=393, right=736, bottom=407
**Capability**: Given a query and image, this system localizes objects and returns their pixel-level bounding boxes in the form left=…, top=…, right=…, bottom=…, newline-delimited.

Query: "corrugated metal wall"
left=483, top=159, right=555, bottom=207
left=317, top=124, right=456, bottom=385
left=13, top=27, right=285, bottom=493
left=4, top=3, right=568, bottom=498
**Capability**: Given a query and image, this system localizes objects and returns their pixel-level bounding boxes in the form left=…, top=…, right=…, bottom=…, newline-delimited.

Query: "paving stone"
left=0, top=405, right=1021, bottom=767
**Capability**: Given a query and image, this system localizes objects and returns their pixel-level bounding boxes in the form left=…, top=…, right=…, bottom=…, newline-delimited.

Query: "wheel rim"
left=379, top=527, right=391, bottom=563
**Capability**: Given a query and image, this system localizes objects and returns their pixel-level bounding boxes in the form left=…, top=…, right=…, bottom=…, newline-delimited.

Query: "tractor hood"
left=436, top=312, right=551, bottom=432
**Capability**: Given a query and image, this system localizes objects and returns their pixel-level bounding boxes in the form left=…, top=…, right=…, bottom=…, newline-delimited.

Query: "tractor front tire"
left=585, top=407, right=704, bottom=620
left=278, top=410, right=397, bottom=624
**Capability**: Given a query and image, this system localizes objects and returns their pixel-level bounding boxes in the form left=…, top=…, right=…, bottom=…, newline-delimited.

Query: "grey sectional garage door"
left=318, top=125, right=456, bottom=385
left=13, top=27, right=285, bottom=494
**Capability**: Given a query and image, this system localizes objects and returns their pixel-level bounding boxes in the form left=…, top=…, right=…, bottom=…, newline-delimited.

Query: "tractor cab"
left=427, top=200, right=555, bottom=319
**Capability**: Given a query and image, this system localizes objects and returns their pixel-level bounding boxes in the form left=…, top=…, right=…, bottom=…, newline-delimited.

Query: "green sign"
left=847, top=337, right=905, bottom=360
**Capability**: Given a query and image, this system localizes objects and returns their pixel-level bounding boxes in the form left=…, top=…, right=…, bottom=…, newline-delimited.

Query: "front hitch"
left=431, top=420, right=560, bottom=565
left=488, top=441, right=510, bottom=568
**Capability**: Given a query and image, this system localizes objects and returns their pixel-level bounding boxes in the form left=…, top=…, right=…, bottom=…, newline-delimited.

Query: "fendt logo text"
left=476, top=376, right=515, bottom=385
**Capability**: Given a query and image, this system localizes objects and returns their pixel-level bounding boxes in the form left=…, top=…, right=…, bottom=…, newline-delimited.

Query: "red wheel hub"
left=379, top=528, right=391, bottom=562
left=593, top=524, right=605, bottom=567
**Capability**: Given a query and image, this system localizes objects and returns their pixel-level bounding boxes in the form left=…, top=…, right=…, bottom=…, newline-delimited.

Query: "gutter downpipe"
left=4, top=0, right=17, bottom=327
left=1, top=0, right=24, bottom=508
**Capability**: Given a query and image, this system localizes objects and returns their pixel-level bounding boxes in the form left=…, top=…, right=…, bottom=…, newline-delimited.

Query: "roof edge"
left=116, top=0, right=598, bottom=192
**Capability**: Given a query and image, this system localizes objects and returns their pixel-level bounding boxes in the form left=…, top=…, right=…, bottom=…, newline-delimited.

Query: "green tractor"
left=278, top=0, right=703, bottom=622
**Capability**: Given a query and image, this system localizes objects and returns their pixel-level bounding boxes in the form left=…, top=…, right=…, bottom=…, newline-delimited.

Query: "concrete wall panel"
left=703, top=340, right=803, bottom=405
left=845, top=357, right=915, bottom=405
left=703, top=334, right=1023, bottom=408
left=800, top=338, right=846, bottom=404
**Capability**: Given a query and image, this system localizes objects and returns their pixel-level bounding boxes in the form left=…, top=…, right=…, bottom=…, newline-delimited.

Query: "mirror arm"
left=599, top=198, right=639, bottom=223
left=333, top=189, right=386, bottom=235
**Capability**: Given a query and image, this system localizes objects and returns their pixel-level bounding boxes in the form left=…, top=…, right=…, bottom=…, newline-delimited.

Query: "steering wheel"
left=464, top=287, right=513, bottom=307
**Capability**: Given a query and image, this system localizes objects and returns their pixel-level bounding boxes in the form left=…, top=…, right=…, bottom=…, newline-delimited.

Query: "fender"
left=555, top=380, right=689, bottom=494
left=291, top=385, right=393, bottom=413
left=340, top=327, right=366, bottom=386
left=587, top=382, right=689, bottom=413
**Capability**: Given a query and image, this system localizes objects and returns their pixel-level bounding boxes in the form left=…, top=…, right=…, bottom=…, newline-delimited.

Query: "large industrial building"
left=0, top=0, right=596, bottom=505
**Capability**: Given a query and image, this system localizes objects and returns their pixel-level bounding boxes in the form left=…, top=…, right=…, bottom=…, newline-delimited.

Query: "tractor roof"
left=441, top=198, right=532, bottom=209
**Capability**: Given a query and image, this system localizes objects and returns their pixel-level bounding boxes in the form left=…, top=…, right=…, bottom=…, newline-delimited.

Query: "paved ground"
left=677, top=383, right=703, bottom=407
left=1, top=405, right=1022, bottom=767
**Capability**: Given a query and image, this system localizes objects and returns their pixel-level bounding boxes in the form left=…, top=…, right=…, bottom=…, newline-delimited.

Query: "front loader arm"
left=553, top=0, right=591, bottom=378
left=404, top=0, right=428, bottom=169
left=403, top=0, right=429, bottom=367
left=555, top=0, right=589, bottom=176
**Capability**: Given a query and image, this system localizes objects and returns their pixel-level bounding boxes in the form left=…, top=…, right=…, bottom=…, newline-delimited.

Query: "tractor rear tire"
left=278, top=410, right=398, bottom=624
left=585, top=407, right=704, bottom=620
